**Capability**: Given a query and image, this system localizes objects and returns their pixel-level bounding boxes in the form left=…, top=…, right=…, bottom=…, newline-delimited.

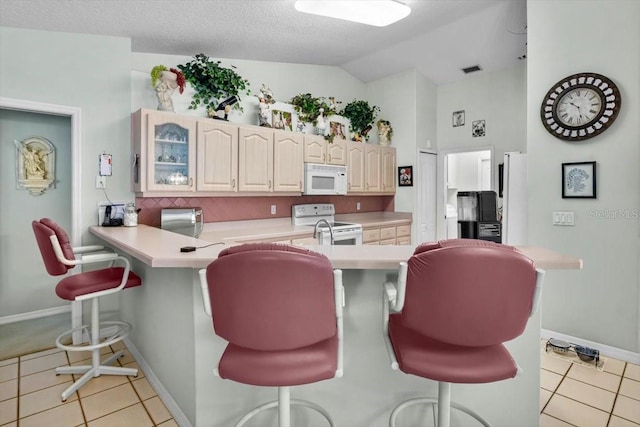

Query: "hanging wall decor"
left=14, top=136, right=56, bottom=196
left=472, top=120, right=486, bottom=137
left=452, top=110, right=465, bottom=127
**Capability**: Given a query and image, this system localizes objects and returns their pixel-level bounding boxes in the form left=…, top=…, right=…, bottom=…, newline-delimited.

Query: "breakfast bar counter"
left=89, top=224, right=582, bottom=427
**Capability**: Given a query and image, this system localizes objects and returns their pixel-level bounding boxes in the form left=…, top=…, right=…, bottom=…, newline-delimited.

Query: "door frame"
left=416, top=148, right=437, bottom=243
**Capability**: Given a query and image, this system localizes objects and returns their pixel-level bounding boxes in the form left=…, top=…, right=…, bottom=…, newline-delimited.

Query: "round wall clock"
left=540, top=72, right=621, bottom=142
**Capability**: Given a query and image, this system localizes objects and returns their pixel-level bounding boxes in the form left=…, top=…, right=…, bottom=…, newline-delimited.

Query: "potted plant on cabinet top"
left=177, top=53, right=250, bottom=115
left=340, top=100, right=380, bottom=142
left=289, top=93, right=330, bottom=127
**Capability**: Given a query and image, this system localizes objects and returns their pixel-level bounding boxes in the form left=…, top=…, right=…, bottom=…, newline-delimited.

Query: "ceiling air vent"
left=461, top=65, right=482, bottom=74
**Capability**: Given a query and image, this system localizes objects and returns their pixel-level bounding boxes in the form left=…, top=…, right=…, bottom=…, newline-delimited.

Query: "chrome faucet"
left=313, top=219, right=334, bottom=244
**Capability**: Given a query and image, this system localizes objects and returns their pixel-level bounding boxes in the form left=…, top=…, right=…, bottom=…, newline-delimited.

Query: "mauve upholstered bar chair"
left=382, top=239, right=545, bottom=427
left=32, top=218, right=142, bottom=401
left=199, top=243, right=344, bottom=427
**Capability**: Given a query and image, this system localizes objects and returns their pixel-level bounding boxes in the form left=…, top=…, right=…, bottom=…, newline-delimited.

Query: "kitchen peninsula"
left=90, top=218, right=581, bottom=427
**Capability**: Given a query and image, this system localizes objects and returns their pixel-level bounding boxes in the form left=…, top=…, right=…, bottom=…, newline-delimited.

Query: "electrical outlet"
left=356, top=202, right=361, bottom=211
left=271, top=205, right=276, bottom=215
left=96, top=175, right=106, bottom=189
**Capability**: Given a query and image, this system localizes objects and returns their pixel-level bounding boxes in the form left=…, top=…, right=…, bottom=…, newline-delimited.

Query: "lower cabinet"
left=362, top=223, right=412, bottom=245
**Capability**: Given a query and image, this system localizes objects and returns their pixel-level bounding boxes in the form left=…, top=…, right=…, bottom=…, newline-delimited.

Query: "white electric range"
left=291, top=203, right=363, bottom=245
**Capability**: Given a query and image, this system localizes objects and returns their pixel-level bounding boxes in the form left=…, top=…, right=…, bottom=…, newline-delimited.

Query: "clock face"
left=540, top=73, right=621, bottom=142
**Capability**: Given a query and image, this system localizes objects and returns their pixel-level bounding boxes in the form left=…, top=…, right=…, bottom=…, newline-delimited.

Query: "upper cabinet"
left=303, top=135, right=346, bottom=166
left=132, top=109, right=391, bottom=197
left=132, top=109, right=197, bottom=194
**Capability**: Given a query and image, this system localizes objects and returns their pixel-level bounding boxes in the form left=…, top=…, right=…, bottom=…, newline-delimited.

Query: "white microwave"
left=303, top=163, right=348, bottom=195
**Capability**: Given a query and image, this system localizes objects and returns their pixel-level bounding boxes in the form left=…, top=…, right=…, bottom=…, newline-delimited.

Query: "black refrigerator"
left=457, top=191, right=501, bottom=243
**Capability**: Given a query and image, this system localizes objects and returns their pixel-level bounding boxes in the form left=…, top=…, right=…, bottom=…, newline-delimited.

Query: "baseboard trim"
left=123, top=336, right=192, bottom=427
left=542, top=329, right=640, bottom=364
left=0, top=305, right=70, bottom=325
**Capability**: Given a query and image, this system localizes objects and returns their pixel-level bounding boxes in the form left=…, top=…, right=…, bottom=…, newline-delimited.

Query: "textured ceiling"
left=0, top=0, right=527, bottom=85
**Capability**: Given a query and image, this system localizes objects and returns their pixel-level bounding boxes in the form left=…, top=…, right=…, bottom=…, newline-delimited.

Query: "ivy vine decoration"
left=289, top=93, right=331, bottom=125
left=340, top=100, right=380, bottom=141
left=177, top=53, right=250, bottom=111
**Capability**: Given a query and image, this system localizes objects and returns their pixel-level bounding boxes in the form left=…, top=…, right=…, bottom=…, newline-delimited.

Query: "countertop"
left=89, top=212, right=582, bottom=270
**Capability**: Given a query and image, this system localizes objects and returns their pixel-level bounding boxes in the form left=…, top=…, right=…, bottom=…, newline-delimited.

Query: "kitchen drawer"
left=380, top=227, right=396, bottom=240
left=396, top=236, right=411, bottom=245
left=364, top=241, right=380, bottom=245
left=396, top=224, right=411, bottom=237
left=363, top=228, right=381, bottom=243
left=380, top=238, right=396, bottom=245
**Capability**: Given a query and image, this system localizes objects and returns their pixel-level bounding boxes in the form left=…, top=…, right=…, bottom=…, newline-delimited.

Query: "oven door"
left=318, top=228, right=363, bottom=245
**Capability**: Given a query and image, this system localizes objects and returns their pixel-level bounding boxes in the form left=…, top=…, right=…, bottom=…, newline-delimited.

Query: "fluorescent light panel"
left=294, top=0, right=411, bottom=27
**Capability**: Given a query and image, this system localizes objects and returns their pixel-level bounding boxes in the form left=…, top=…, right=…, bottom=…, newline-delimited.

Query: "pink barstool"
left=32, top=218, right=142, bottom=401
left=382, top=239, right=545, bottom=427
left=199, top=243, right=343, bottom=427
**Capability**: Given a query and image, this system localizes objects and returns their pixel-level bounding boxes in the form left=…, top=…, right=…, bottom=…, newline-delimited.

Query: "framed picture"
left=271, top=109, right=293, bottom=132
left=562, top=161, right=596, bottom=198
left=452, top=110, right=465, bottom=127
left=472, top=120, right=486, bottom=137
left=398, top=166, right=413, bottom=187
left=329, top=120, right=346, bottom=140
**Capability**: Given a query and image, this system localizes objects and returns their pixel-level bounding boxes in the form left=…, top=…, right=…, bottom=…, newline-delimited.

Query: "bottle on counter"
left=123, top=202, right=138, bottom=227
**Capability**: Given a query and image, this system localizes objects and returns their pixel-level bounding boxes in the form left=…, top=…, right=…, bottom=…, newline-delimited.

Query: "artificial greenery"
left=340, top=100, right=380, bottom=140
left=150, top=65, right=168, bottom=87
left=177, top=53, right=250, bottom=111
left=289, top=93, right=331, bottom=125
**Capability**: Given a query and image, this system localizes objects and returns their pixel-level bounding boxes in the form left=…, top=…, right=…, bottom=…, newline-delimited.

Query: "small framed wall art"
left=398, top=166, right=413, bottom=187
left=472, top=120, right=486, bottom=137
left=452, top=110, right=465, bottom=127
left=562, top=161, right=596, bottom=198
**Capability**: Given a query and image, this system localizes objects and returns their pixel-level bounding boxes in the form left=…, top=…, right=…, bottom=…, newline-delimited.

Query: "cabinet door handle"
left=299, top=181, right=302, bottom=190
left=269, top=180, right=272, bottom=189
left=189, top=178, right=193, bottom=187
left=328, top=154, right=332, bottom=161
left=323, top=154, right=326, bottom=161
left=232, top=178, right=236, bottom=188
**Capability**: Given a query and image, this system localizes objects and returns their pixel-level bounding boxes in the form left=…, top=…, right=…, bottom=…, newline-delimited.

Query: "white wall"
left=527, top=0, right=640, bottom=352
left=0, top=27, right=132, bottom=317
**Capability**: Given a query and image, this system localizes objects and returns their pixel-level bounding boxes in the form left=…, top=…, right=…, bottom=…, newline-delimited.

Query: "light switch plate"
left=553, top=211, right=575, bottom=226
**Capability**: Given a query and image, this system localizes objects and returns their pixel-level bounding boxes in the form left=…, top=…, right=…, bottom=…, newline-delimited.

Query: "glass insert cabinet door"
left=146, top=114, right=196, bottom=192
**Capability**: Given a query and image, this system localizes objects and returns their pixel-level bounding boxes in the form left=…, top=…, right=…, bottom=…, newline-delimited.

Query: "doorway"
left=417, top=150, right=437, bottom=244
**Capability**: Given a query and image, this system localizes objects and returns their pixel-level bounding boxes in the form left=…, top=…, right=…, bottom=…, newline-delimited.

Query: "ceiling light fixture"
left=294, top=0, right=411, bottom=27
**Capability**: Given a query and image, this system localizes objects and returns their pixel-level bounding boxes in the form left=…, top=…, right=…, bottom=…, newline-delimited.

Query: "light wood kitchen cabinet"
left=362, top=228, right=381, bottom=245
left=238, top=126, right=273, bottom=192
left=379, top=226, right=396, bottom=245
left=132, top=109, right=197, bottom=194
left=364, top=144, right=382, bottom=192
left=396, top=224, right=412, bottom=245
left=273, top=130, right=303, bottom=192
left=362, top=222, right=411, bottom=245
left=381, top=146, right=396, bottom=193
left=196, top=119, right=238, bottom=192
left=346, top=141, right=365, bottom=192
left=303, top=135, right=346, bottom=165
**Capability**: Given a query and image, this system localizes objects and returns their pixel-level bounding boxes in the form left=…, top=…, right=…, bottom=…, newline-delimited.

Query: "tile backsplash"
left=137, top=196, right=395, bottom=227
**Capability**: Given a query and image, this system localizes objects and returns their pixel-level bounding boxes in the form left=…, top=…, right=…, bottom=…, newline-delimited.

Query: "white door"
left=418, top=151, right=437, bottom=243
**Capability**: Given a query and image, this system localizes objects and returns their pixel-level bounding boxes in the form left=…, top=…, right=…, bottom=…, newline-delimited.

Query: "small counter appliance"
left=292, top=203, right=362, bottom=245
left=161, top=207, right=204, bottom=238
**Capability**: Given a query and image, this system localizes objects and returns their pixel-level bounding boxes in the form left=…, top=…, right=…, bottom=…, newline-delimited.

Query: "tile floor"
left=0, top=341, right=177, bottom=427
left=540, top=342, right=640, bottom=427
left=1, top=339, right=639, bottom=426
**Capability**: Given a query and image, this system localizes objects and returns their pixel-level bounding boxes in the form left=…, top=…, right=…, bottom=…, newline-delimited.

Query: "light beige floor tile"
left=20, top=352, right=68, bottom=376
left=608, top=415, right=640, bottom=427
left=132, top=377, right=157, bottom=400
left=20, top=347, right=62, bottom=361
left=87, top=402, right=153, bottom=427
left=541, top=351, right=573, bottom=375
left=567, top=363, right=623, bottom=392
left=81, top=383, right=139, bottom=421
left=68, top=346, right=113, bottom=364
left=122, top=361, right=144, bottom=379
left=20, top=368, right=72, bottom=395
left=0, top=421, right=17, bottom=427
left=143, top=396, right=172, bottom=425
left=544, top=394, right=609, bottom=427
left=625, top=364, right=640, bottom=382
left=556, top=377, right=616, bottom=412
left=0, top=378, right=17, bottom=402
left=613, top=395, right=640, bottom=424
left=0, top=358, right=18, bottom=368
left=605, top=358, right=627, bottom=376
left=0, top=397, right=17, bottom=425
left=76, top=373, right=129, bottom=398
left=540, top=388, right=553, bottom=412
left=541, top=369, right=564, bottom=392
left=158, top=419, right=179, bottom=427
left=619, top=378, right=640, bottom=401
left=19, top=400, right=84, bottom=427
left=110, top=341, right=126, bottom=352
left=540, top=413, right=575, bottom=427
left=0, top=363, right=18, bottom=383
left=19, top=382, right=77, bottom=418
left=115, top=349, right=135, bottom=366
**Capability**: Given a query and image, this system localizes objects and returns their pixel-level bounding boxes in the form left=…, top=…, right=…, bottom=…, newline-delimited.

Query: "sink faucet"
left=313, top=219, right=334, bottom=244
